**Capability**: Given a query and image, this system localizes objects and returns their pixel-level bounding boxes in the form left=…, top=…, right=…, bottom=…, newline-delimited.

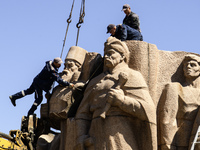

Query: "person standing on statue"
left=9, top=57, right=74, bottom=116
left=122, top=4, right=141, bottom=33
left=75, top=37, right=157, bottom=150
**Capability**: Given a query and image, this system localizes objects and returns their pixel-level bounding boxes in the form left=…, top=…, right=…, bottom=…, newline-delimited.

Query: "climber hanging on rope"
left=9, top=57, right=74, bottom=116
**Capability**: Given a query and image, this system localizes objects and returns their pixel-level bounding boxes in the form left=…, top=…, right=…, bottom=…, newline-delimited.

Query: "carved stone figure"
left=75, top=37, right=157, bottom=150
left=42, top=46, right=103, bottom=150
left=49, top=46, right=87, bottom=121
left=36, top=46, right=87, bottom=150
left=159, top=54, right=200, bottom=150
left=49, top=46, right=88, bottom=150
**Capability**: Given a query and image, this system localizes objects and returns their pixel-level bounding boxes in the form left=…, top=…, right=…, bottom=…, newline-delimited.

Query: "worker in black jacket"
left=9, top=57, right=74, bottom=116
left=122, top=4, right=141, bottom=33
left=107, top=24, right=143, bottom=41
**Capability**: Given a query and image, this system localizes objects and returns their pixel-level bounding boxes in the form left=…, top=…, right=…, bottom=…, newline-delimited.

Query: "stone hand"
left=100, top=72, right=128, bottom=119
left=107, top=88, right=124, bottom=107
left=74, top=82, right=85, bottom=89
left=74, top=135, right=89, bottom=150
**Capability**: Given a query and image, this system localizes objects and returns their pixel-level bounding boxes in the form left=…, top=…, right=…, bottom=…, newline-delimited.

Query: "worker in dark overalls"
left=107, top=24, right=143, bottom=41
left=9, top=57, right=74, bottom=116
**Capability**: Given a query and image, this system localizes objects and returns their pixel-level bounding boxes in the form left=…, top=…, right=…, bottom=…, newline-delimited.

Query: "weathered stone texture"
left=126, top=40, right=200, bottom=149
left=39, top=39, right=200, bottom=150
left=125, top=40, right=197, bottom=106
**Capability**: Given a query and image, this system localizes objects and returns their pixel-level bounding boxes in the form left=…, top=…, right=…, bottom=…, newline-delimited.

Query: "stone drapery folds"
left=38, top=37, right=200, bottom=150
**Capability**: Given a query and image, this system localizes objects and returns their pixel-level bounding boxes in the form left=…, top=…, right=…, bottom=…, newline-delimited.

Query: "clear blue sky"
left=0, top=0, right=200, bottom=134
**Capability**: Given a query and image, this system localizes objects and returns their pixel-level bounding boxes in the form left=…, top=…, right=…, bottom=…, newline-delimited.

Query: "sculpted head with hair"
left=75, top=37, right=157, bottom=150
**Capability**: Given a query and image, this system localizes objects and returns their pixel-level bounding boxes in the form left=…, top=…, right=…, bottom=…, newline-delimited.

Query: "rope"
left=76, top=0, right=85, bottom=46
left=60, top=0, right=76, bottom=59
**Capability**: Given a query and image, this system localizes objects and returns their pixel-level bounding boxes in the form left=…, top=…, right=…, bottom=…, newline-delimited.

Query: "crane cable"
left=50, top=0, right=76, bottom=95
left=50, top=0, right=85, bottom=94
left=60, top=0, right=75, bottom=59
left=76, top=0, right=85, bottom=46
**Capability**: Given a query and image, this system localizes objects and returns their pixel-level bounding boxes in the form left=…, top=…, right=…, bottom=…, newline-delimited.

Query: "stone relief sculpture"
left=37, top=46, right=87, bottom=150
left=37, top=46, right=103, bottom=150
left=49, top=46, right=87, bottom=121
left=35, top=36, right=200, bottom=150
left=49, top=46, right=87, bottom=150
left=74, top=37, right=157, bottom=150
left=159, top=54, right=200, bottom=150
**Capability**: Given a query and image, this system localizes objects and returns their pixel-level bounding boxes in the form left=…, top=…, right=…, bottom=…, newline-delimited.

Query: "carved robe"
left=75, top=65, right=157, bottom=150
left=159, top=82, right=200, bottom=150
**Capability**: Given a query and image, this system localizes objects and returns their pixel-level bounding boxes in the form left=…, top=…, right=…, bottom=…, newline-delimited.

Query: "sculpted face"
left=62, top=60, right=80, bottom=82
left=64, top=60, right=79, bottom=72
left=183, top=60, right=200, bottom=79
left=104, top=49, right=123, bottom=68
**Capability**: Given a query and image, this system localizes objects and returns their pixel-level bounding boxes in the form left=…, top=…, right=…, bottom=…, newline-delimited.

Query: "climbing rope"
left=60, top=0, right=75, bottom=59
left=76, top=0, right=85, bottom=46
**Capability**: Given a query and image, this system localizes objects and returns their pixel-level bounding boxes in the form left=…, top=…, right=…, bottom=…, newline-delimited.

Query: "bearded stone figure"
left=75, top=37, right=157, bottom=150
left=49, top=46, right=87, bottom=121
left=36, top=46, right=87, bottom=150
left=159, top=54, right=200, bottom=150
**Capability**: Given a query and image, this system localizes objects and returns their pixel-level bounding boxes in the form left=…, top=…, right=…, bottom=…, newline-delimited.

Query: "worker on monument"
left=122, top=4, right=141, bottom=33
left=106, top=24, right=143, bottom=41
left=75, top=37, right=157, bottom=150
left=37, top=47, right=103, bottom=150
left=159, top=54, right=200, bottom=149
left=9, top=57, right=74, bottom=116
left=49, top=46, right=87, bottom=120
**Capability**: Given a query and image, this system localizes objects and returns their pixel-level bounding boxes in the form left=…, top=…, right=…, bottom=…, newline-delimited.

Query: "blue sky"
left=0, top=0, right=200, bottom=134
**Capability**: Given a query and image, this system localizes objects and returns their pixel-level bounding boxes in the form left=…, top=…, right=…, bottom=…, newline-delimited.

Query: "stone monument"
left=158, top=54, right=200, bottom=150
left=37, top=37, right=200, bottom=150
left=75, top=37, right=157, bottom=150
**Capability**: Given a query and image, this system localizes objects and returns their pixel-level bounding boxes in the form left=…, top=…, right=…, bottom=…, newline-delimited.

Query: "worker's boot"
left=27, top=104, right=37, bottom=116
left=9, top=91, right=25, bottom=107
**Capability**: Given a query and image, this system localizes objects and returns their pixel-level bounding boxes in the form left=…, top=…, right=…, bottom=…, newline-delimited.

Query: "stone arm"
left=74, top=119, right=91, bottom=150
left=120, top=95, right=149, bottom=121
left=107, top=87, right=155, bottom=122
left=158, top=83, right=179, bottom=150
left=74, top=96, right=93, bottom=150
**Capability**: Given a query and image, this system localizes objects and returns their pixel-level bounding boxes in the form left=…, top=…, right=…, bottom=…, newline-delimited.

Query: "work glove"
left=69, top=83, right=74, bottom=89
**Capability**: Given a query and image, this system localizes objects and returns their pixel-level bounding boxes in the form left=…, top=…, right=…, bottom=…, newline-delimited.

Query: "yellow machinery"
left=0, top=115, right=41, bottom=150
left=0, top=130, right=29, bottom=150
